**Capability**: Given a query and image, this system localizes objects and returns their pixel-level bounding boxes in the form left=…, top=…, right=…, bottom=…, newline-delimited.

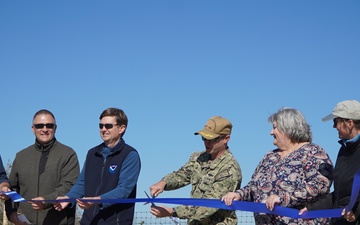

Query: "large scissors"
left=144, top=191, right=180, bottom=225
left=144, top=191, right=155, bottom=206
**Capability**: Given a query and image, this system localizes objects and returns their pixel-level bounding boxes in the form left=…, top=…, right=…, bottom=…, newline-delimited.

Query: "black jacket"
left=307, top=137, right=360, bottom=225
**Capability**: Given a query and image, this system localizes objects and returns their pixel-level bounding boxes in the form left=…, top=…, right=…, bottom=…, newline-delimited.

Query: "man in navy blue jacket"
left=55, top=108, right=141, bottom=225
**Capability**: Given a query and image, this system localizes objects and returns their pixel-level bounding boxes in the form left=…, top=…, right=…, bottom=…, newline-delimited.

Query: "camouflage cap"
left=194, top=116, right=232, bottom=140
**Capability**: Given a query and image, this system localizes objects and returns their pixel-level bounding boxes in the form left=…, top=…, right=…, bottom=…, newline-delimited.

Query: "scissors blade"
left=144, top=191, right=155, bottom=206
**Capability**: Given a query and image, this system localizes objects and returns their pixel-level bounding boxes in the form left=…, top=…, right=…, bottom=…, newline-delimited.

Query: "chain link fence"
left=0, top=201, right=255, bottom=225
left=133, top=211, right=255, bottom=225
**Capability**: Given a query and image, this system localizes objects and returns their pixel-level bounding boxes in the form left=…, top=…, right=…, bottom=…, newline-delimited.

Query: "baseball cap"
left=194, top=116, right=232, bottom=139
left=322, top=100, right=360, bottom=121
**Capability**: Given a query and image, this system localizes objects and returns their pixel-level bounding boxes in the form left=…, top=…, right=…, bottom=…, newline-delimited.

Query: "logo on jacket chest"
left=109, top=164, right=118, bottom=174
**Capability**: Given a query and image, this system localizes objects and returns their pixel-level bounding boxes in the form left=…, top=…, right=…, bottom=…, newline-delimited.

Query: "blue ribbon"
left=5, top=168, right=360, bottom=219
left=346, top=169, right=360, bottom=213
left=4, top=191, right=25, bottom=202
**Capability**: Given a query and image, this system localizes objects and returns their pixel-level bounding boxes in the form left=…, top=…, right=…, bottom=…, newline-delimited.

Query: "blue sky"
left=0, top=0, right=359, bottom=214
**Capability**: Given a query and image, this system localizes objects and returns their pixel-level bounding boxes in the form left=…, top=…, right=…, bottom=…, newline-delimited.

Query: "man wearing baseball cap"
left=149, top=116, right=242, bottom=225
left=300, top=100, right=360, bottom=224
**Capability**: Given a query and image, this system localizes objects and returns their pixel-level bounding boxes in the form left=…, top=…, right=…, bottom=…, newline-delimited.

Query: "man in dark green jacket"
left=5, top=109, right=80, bottom=225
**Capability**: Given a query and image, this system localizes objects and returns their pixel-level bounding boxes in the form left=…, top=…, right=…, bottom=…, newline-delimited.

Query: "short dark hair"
left=99, top=108, right=128, bottom=126
left=33, top=109, right=56, bottom=123
left=100, top=108, right=128, bottom=137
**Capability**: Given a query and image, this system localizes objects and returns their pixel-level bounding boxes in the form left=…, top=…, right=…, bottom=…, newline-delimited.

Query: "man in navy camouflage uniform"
left=150, top=116, right=242, bottom=225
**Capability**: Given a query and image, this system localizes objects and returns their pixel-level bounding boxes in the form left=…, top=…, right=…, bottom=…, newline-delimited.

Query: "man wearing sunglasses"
left=5, top=109, right=80, bottom=225
left=54, top=107, right=141, bottom=225
left=149, top=116, right=242, bottom=225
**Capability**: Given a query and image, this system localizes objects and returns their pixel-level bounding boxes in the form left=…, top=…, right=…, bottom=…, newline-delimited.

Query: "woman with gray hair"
left=222, top=108, right=333, bottom=225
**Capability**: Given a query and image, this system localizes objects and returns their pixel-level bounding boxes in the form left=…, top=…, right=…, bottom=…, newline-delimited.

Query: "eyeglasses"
left=99, top=123, right=118, bottom=129
left=33, top=123, right=55, bottom=129
left=201, top=136, right=223, bottom=143
left=333, top=118, right=346, bottom=128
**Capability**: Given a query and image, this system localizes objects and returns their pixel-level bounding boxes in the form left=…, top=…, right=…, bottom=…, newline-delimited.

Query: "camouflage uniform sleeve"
left=172, top=151, right=242, bottom=221
left=162, top=153, right=200, bottom=190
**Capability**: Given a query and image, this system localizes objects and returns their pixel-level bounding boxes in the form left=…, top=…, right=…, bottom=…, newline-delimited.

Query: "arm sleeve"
left=162, top=152, right=216, bottom=191
left=353, top=201, right=360, bottom=221
left=99, top=151, right=141, bottom=208
left=306, top=192, right=334, bottom=210
left=162, top=157, right=194, bottom=191
left=0, top=155, right=9, bottom=184
left=236, top=155, right=269, bottom=202
left=67, top=162, right=86, bottom=199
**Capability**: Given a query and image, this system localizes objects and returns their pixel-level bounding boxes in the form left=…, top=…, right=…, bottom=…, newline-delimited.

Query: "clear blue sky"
left=1, top=0, right=359, bottom=214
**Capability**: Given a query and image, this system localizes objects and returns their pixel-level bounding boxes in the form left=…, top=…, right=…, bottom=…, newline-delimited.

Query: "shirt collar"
left=341, top=133, right=360, bottom=146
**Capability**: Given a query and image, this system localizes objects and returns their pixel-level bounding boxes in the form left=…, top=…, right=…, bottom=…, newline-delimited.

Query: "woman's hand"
left=265, top=194, right=280, bottom=211
left=298, top=207, right=308, bottom=215
left=221, top=191, right=241, bottom=206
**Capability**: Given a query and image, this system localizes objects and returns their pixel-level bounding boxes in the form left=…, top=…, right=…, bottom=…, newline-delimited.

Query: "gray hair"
left=268, top=108, right=312, bottom=143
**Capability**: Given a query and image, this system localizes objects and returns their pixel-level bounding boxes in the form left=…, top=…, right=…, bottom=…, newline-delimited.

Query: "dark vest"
left=81, top=139, right=137, bottom=225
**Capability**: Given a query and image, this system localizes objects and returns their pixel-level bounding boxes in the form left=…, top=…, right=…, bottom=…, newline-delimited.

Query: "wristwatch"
left=171, top=208, right=178, bottom=217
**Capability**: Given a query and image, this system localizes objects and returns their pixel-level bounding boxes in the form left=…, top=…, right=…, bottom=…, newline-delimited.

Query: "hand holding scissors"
left=145, top=191, right=180, bottom=225
left=144, top=191, right=156, bottom=206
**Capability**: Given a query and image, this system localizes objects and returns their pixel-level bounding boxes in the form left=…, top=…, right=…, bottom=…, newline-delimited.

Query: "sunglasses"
left=33, top=123, right=55, bottom=129
left=99, top=123, right=119, bottom=129
left=333, top=118, right=346, bottom=128
left=201, top=136, right=223, bottom=143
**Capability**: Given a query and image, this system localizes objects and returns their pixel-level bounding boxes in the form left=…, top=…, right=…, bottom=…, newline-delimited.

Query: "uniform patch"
left=109, top=164, right=117, bottom=174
